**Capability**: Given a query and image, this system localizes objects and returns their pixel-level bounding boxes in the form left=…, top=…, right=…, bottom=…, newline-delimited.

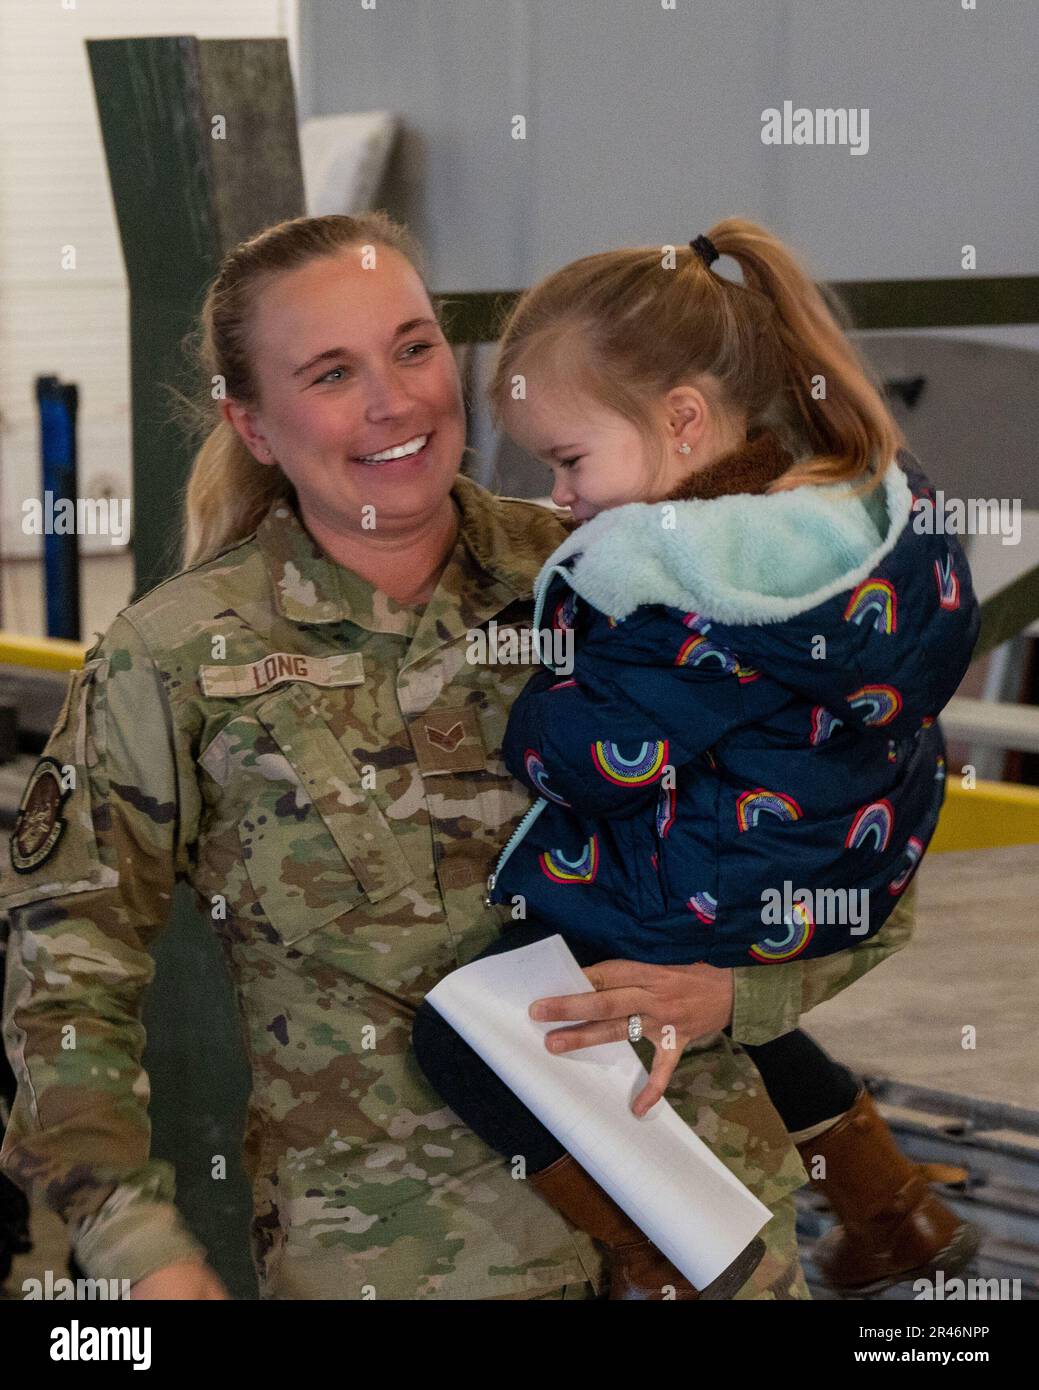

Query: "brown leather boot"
left=797, top=1087, right=981, bottom=1296
left=528, top=1152, right=766, bottom=1300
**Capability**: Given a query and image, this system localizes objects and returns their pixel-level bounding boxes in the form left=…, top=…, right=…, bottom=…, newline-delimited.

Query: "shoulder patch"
left=10, top=756, right=72, bottom=873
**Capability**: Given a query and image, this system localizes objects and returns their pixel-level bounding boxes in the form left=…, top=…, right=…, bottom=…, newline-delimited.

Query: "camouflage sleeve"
left=0, top=613, right=208, bottom=1286
left=728, top=881, right=918, bottom=1045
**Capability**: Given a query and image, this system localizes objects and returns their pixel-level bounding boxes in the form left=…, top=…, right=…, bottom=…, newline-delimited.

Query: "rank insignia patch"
left=10, top=756, right=72, bottom=873
left=425, top=720, right=465, bottom=753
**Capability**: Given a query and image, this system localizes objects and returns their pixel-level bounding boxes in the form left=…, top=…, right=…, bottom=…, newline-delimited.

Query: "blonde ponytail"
left=181, top=421, right=294, bottom=567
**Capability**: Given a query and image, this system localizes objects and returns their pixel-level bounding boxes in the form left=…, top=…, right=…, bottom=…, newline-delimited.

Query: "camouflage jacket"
left=0, top=474, right=916, bottom=1299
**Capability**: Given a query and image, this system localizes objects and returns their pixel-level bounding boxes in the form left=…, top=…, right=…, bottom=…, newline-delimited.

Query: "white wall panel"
left=0, top=0, right=296, bottom=570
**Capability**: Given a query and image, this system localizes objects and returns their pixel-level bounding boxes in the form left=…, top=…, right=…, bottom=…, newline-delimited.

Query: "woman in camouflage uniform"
left=0, top=214, right=915, bottom=1300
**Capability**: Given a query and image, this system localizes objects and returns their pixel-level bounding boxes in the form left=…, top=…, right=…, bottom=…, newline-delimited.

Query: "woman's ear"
left=221, top=398, right=276, bottom=465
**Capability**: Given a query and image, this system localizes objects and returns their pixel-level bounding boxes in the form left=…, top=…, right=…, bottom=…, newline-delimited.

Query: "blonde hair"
left=174, top=212, right=431, bottom=567
left=488, top=217, right=905, bottom=494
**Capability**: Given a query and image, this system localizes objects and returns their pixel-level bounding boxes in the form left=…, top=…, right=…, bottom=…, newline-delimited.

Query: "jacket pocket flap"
left=253, top=685, right=414, bottom=906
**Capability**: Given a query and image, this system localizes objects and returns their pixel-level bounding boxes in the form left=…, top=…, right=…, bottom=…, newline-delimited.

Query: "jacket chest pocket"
left=210, top=685, right=414, bottom=944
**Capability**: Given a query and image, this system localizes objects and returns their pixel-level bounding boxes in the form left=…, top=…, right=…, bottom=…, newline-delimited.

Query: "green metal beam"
left=437, top=275, right=1039, bottom=344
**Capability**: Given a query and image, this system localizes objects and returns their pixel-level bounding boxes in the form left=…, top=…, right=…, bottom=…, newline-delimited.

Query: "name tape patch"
left=199, top=651, right=364, bottom=698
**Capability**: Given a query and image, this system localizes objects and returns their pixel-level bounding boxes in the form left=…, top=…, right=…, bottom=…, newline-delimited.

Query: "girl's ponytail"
left=710, top=218, right=904, bottom=488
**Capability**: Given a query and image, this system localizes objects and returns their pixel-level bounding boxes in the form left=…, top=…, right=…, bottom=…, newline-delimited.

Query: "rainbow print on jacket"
left=675, top=633, right=739, bottom=672
left=749, top=900, right=815, bottom=962
left=688, top=891, right=717, bottom=924
left=591, top=739, right=670, bottom=785
left=844, top=577, right=897, bottom=633
left=844, top=799, right=894, bottom=852
left=935, top=552, right=961, bottom=611
left=848, top=684, right=903, bottom=726
left=736, top=788, right=803, bottom=831
left=539, top=837, right=599, bottom=884
left=523, top=749, right=570, bottom=806
left=681, top=612, right=712, bottom=633
left=888, top=835, right=924, bottom=894
left=810, top=706, right=844, bottom=745
left=656, top=783, right=677, bottom=838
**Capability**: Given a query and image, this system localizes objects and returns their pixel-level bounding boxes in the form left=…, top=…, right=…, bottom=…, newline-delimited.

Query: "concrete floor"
left=806, top=842, right=1038, bottom=1111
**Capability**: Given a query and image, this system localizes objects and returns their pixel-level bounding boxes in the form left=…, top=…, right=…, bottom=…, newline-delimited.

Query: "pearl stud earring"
left=677, top=442, right=692, bottom=455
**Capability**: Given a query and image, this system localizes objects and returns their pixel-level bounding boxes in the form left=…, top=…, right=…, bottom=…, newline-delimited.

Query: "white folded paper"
left=425, top=934, right=771, bottom=1290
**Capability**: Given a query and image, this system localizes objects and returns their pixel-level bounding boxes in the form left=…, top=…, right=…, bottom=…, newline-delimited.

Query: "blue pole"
left=35, top=376, right=80, bottom=641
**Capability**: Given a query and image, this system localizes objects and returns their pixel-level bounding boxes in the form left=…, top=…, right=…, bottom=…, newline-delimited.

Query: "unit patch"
left=10, top=756, right=72, bottom=873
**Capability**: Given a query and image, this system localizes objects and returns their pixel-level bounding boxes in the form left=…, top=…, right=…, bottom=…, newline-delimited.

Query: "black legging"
left=411, top=920, right=859, bottom=1174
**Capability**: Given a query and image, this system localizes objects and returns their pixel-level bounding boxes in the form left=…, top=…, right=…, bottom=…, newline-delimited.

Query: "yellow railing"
left=0, top=631, right=88, bottom=671
left=930, top=778, right=1039, bottom=853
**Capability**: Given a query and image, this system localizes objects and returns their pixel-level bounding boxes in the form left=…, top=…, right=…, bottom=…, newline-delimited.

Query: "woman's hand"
left=529, top=959, right=735, bottom=1118
left=130, top=1259, right=231, bottom=1300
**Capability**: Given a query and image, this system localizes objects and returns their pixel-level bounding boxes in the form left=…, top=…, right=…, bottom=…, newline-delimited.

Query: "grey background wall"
left=298, top=0, right=1037, bottom=291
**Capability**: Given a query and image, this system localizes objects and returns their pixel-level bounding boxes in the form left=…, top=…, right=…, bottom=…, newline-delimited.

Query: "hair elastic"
left=690, top=234, right=719, bottom=267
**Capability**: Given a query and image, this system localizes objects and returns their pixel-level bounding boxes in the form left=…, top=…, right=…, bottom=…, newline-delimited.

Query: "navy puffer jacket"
left=487, top=449, right=979, bottom=967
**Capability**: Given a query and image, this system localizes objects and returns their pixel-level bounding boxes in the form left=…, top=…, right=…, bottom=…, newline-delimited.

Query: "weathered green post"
left=88, top=36, right=304, bottom=598
left=86, top=37, right=305, bottom=1298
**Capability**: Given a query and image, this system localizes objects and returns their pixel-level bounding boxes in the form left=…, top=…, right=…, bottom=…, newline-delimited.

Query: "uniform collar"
left=255, top=474, right=553, bottom=639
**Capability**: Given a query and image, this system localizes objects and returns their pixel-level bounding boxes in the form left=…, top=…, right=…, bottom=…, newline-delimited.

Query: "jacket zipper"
left=532, top=562, right=577, bottom=655
left=483, top=561, right=580, bottom=907
left=484, top=795, right=549, bottom=905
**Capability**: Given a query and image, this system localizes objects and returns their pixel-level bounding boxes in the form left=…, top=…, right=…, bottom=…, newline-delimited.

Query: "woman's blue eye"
left=315, top=343, right=432, bottom=384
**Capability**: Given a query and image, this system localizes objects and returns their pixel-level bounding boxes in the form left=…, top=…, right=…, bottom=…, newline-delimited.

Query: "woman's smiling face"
left=224, top=245, right=466, bottom=535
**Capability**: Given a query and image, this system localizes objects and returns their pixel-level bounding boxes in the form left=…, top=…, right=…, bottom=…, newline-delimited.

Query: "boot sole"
left=698, top=1234, right=768, bottom=1300
left=825, top=1221, right=983, bottom=1299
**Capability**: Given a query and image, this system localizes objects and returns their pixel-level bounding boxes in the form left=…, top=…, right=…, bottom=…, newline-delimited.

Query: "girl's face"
left=223, top=246, right=465, bottom=536
left=503, top=377, right=715, bottom=522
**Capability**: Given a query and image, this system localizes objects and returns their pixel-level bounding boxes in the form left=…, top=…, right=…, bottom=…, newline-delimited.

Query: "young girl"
left=412, top=220, right=980, bottom=1300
